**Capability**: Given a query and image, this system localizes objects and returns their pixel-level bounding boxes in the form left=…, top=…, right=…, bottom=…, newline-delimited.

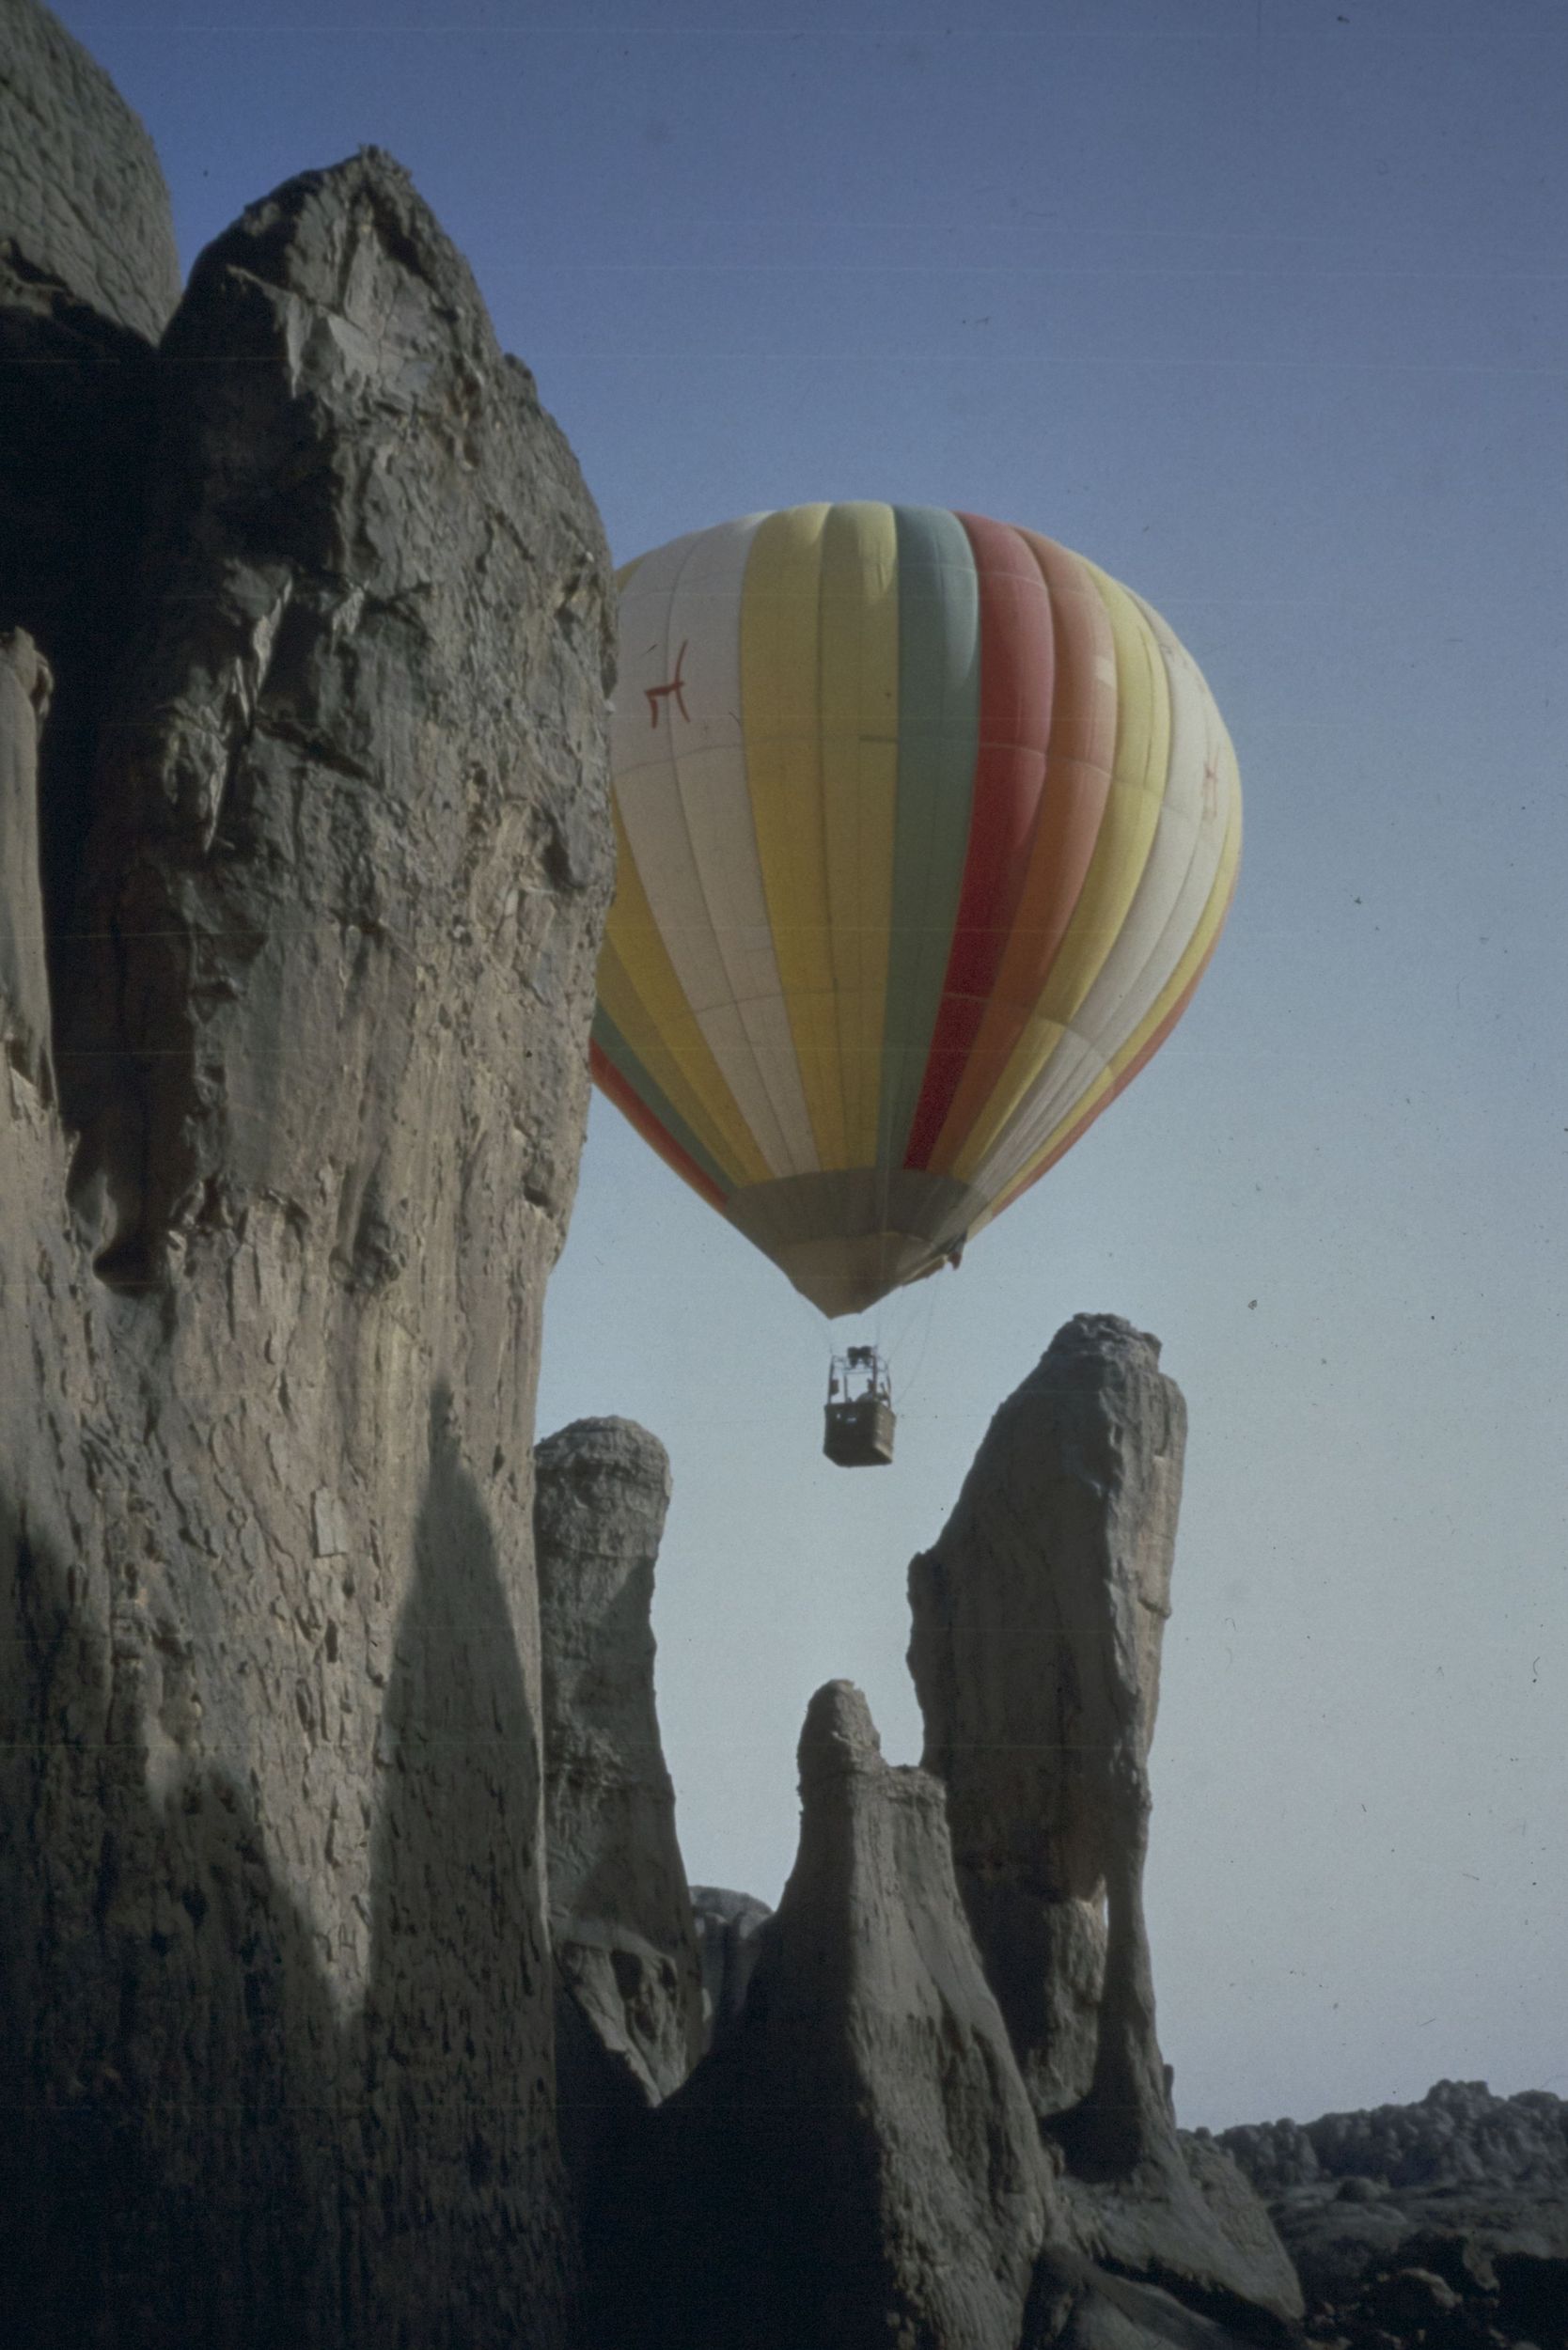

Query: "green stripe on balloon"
left=875, top=505, right=981, bottom=1178
left=590, top=1007, right=735, bottom=1199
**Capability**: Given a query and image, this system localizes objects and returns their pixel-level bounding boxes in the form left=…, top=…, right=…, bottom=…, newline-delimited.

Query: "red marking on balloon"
left=646, top=641, right=690, bottom=728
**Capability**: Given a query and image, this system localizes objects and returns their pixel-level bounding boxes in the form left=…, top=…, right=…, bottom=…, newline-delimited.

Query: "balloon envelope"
left=591, top=503, right=1240, bottom=1316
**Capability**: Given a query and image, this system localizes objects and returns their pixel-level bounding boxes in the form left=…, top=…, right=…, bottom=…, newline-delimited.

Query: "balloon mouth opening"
left=718, top=1166, right=978, bottom=1317
left=776, top=1238, right=958, bottom=1320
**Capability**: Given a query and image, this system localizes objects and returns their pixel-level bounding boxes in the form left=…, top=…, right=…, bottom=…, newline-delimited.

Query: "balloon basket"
left=823, top=1346, right=896, bottom=1468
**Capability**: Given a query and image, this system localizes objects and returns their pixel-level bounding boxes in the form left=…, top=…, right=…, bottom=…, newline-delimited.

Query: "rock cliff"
left=0, top=19, right=614, bottom=2337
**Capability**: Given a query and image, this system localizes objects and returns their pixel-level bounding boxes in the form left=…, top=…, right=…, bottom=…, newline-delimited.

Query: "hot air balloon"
left=590, top=503, right=1240, bottom=1346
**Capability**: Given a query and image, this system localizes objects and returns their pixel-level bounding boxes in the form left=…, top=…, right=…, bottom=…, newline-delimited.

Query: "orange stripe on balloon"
left=589, top=1041, right=729, bottom=1211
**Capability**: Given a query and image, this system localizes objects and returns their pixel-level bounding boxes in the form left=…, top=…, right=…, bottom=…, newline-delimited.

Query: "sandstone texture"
left=536, top=1417, right=703, bottom=2153
left=628, top=1681, right=1057, bottom=2350
left=1, top=125, right=614, bottom=2350
left=910, top=1316, right=1301, bottom=2334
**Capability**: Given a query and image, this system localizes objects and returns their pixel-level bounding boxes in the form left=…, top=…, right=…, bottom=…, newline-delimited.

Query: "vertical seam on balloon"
left=597, top=926, right=759, bottom=1188
left=823, top=502, right=898, bottom=1174
left=665, top=516, right=811, bottom=1181
left=878, top=508, right=978, bottom=1176
left=979, top=787, right=1241, bottom=1222
left=902, top=513, right=1050, bottom=1173
left=1003, top=585, right=1214, bottom=1158
left=946, top=529, right=1119, bottom=1180
left=814, top=510, right=854, bottom=1167
left=742, top=505, right=841, bottom=1170
left=599, top=799, right=773, bottom=1184
left=959, top=582, right=1230, bottom=1207
left=925, top=522, right=1078, bottom=1181
left=713, top=518, right=823, bottom=1180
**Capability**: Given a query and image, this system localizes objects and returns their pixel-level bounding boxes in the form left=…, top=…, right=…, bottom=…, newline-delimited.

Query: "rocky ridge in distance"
left=1218, top=2083, right=1568, bottom=2350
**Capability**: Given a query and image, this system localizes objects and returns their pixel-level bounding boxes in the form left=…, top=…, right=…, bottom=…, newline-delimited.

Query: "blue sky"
left=59, top=0, right=1567, bottom=2130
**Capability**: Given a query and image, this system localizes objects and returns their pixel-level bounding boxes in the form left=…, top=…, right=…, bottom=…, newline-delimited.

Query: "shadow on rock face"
left=0, top=1382, right=562, bottom=2350
left=368, top=1378, right=541, bottom=2030
left=0, top=1501, right=342, bottom=2350
left=356, top=1378, right=560, bottom=2344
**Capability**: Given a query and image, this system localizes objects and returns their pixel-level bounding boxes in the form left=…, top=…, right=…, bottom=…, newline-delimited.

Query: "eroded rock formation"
left=908, top=1313, right=1182, bottom=2139
left=631, top=1680, right=1057, bottom=2350
left=909, top=1316, right=1302, bottom=2333
left=1, top=44, right=614, bottom=2341
left=536, top=1415, right=703, bottom=2186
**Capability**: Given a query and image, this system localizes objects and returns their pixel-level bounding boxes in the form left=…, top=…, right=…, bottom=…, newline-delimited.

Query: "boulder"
left=536, top=1417, right=704, bottom=2131
left=1, top=137, right=613, bottom=2349
left=909, top=1314, right=1301, bottom=2331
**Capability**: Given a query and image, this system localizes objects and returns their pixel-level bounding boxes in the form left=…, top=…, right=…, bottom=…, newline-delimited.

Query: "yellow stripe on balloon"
left=741, top=504, right=850, bottom=1168
left=601, top=804, right=773, bottom=1187
left=951, top=560, right=1172, bottom=1184
left=819, top=503, right=899, bottom=1169
left=969, top=773, right=1242, bottom=1231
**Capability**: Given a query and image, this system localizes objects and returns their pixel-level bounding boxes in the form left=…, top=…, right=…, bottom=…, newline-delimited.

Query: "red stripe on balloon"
left=589, top=1041, right=729, bottom=1211
left=924, top=528, right=1118, bottom=1172
left=902, top=513, right=1054, bottom=1171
